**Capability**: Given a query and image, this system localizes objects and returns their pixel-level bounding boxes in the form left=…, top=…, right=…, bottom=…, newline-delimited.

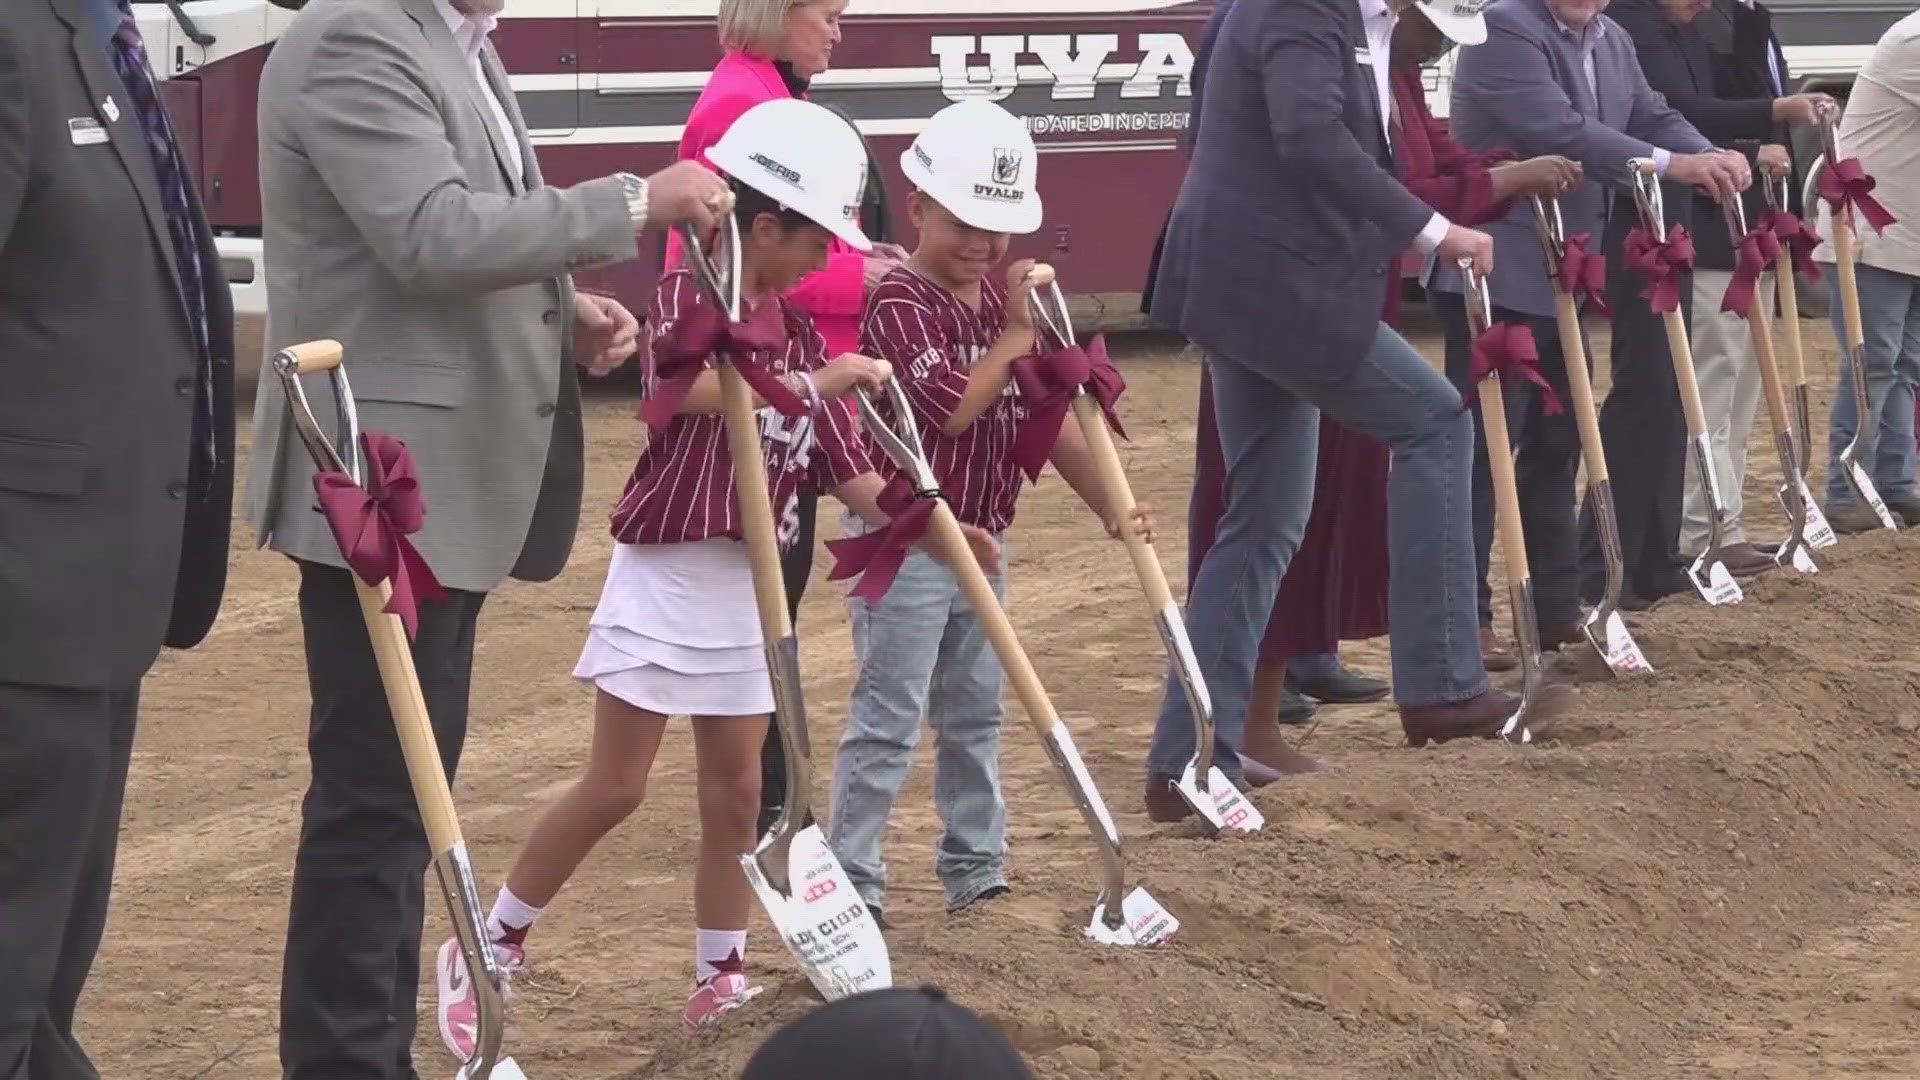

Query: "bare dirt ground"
left=86, top=312, right=1920, bottom=1079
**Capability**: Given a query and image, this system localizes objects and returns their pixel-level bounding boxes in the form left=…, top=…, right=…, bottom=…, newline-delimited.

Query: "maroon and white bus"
left=136, top=0, right=1904, bottom=327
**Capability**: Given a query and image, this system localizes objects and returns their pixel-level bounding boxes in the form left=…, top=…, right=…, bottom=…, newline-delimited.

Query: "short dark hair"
left=731, top=177, right=820, bottom=234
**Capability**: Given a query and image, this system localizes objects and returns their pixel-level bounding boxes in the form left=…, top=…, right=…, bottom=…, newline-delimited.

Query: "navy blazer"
left=1609, top=0, right=1775, bottom=270
left=1148, top=0, right=1436, bottom=384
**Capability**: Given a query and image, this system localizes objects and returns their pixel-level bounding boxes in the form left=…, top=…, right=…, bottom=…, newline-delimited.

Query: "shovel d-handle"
left=922, top=498, right=1132, bottom=931
left=274, top=342, right=511, bottom=1080
left=714, top=360, right=813, bottom=897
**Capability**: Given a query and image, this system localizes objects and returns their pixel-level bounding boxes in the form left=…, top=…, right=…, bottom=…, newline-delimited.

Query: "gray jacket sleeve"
left=288, top=13, right=639, bottom=299
left=1259, top=0, right=1434, bottom=250
left=1453, top=16, right=1663, bottom=187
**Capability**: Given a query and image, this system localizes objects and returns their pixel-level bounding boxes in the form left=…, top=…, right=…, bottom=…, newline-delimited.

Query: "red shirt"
left=611, top=271, right=872, bottom=549
left=859, top=267, right=1031, bottom=533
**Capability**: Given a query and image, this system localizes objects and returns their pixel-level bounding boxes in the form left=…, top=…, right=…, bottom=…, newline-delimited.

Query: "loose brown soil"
left=89, top=315, right=1920, bottom=1079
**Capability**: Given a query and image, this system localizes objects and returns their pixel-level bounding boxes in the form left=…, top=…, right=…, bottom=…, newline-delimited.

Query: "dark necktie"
left=106, top=2, right=216, bottom=485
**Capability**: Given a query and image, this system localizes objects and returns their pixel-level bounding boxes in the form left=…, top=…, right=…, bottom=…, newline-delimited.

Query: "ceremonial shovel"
left=852, top=379, right=1180, bottom=947
left=1818, top=107, right=1900, bottom=531
left=1025, top=264, right=1262, bottom=836
left=1720, top=193, right=1818, bottom=575
left=1762, top=172, right=1837, bottom=550
left=1627, top=159, right=1743, bottom=606
left=678, top=217, right=891, bottom=1001
left=1529, top=196, right=1652, bottom=676
left=1459, top=264, right=1546, bottom=743
left=272, top=342, right=526, bottom=1080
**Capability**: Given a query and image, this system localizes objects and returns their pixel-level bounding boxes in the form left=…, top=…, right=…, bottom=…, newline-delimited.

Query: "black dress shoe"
left=1277, top=686, right=1318, bottom=725
left=1286, top=664, right=1390, bottom=704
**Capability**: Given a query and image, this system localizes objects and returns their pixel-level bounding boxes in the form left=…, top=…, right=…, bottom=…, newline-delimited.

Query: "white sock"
left=487, top=886, right=545, bottom=945
left=695, top=928, right=747, bottom=983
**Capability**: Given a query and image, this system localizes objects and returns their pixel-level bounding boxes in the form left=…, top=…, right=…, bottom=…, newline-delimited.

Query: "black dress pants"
left=0, top=680, right=139, bottom=1080
left=278, top=559, right=487, bottom=1080
left=1435, top=291, right=1585, bottom=639
left=1578, top=195, right=1697, bottom=603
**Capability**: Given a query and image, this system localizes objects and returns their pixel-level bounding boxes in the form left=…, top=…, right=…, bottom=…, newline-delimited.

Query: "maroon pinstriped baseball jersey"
left=859, top=267, right=1033, bottom=533
left=610, top=271, right=872, bottom=549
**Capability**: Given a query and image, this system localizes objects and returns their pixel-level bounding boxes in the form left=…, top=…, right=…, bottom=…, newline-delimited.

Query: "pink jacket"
left=665, top=51, right=867, bottom=356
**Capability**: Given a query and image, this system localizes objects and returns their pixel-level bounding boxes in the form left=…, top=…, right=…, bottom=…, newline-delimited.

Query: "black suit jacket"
left=1714, top=0, right=1802, bottom=216
left=1609, top=0, right=1778, bottom=269
left=0, top=0, right=235, bottom=689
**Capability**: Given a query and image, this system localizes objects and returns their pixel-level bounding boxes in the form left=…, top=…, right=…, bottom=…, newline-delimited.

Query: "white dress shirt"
left=432, top=0, right=525, bottom=184
left=1358, top=0, right=1451, bottom=254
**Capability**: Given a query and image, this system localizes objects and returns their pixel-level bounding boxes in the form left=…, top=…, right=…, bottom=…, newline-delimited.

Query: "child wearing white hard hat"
left=434, top=97, right=999, bottom=1047
left=827, top=98, right=1153, bottom=924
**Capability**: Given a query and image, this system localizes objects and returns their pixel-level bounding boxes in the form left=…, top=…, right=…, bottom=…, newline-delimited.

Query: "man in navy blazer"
left=1144, top=0, right=1520, bottom=816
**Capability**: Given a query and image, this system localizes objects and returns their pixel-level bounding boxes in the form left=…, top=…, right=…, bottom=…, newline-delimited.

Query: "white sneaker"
left=435, top=935, right=524, bottom=1060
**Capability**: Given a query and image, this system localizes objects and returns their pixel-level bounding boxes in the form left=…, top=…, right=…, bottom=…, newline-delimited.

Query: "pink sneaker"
left=435, top=935, right=525, bottom=1060
left=681, top=970, right=763, bottom=1031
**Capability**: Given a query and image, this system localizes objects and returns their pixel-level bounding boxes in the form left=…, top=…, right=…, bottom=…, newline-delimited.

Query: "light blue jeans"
left=828, top=533, right=1009, bottom=914
left=1824, top=261, right=1920, bottom=507
left=1147, top=327, right=1486, bottom=780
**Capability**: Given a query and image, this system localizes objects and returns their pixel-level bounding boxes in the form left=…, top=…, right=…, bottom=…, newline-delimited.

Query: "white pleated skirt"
left=572, top=538, right=774, bottom=718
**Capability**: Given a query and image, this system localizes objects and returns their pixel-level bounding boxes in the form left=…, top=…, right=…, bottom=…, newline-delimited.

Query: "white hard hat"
left=707, top=97, right=873, bottom=251
left=1413, top=0, right=1489, bottom=46
left=900, top=99, right=1043, bottom=235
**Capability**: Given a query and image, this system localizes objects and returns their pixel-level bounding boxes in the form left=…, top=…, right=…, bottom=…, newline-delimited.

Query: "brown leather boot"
left=1399, top=688, right=1525, bottom=748
left=1144, top=772, right=1194, bottom=823
left=1478, top=627, right=1518, bottom=672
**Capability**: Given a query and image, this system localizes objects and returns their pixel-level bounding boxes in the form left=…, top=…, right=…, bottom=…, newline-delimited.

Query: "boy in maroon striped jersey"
left=433, top=100, right=998, bottom=1048
left=828, top=100, right=1153, bottom=925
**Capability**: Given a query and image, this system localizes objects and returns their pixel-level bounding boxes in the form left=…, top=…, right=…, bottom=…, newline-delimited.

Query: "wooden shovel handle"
left=355, top=579, right=462, bottom=848
left=925, top=501, right=1062, bottom=741
left=1663, top=310, right=1712, bottom=440
left=1551, top=293, right=1609, bottom=485
left=1774, top=251, right=1809, bottom=389
left=1476, top=373, right=1532, bottom=584
left=1746, top=292, right=1794, bottom=442
left=277, top=339, right=344, bottom=374
left=716, top=362, right=796, bottom=639
left=1069, top=396, right=1173, bottom=610
left=1833, top=215, right=1867, bottom=354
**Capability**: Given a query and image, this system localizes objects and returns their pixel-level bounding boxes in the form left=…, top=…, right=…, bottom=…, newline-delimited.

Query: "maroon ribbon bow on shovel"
left=1467, top=322, right=1563, bottom=417
left=1008, top=333, right=1128, bottom=482
left=825, top=477, right=938, bottom=603
left=638, top=299, right=806, bottom=429
left=1557, top=231, right=1612, bottom=316
left=1817, top=157, right=1899, bottom=234
left=1721, top=223, right=1782, bottom=315
left=1758, top=208, right=1823, bottom=282
left=1624, top=224, right=1696, bottom=315
left=312, top=432, right=448, bottom=640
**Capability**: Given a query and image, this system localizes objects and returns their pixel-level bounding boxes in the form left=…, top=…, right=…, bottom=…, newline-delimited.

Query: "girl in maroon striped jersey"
left=827, top=100, right=1154, bottom=924
left=433, top=100, right=999, bottom=1047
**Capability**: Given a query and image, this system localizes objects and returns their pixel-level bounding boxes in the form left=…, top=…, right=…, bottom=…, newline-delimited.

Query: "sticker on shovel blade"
left=1788, top=544, right=1819, bottom=573
left=1175, top=762, right=1264, bottom=834
left=1600, top=611, right=1653, bottom=674
left=1692, top=559, right=1743, bottom=606
left=1847, top=464, right=1900, bottom=529
left=1084, top=886, right=1180, bottom=947
left=457, top=1057, right=528, bottom=1080
left=740, top=824, right=891, bottom=1002
left=1798, top=485, right=1838, bottom=549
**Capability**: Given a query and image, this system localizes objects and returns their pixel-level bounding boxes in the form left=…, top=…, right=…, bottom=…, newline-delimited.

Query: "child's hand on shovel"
left=1106, top=502, right=1156, bottom=544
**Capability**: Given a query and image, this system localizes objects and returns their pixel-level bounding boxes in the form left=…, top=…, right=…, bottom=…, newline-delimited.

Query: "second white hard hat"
left=900, top=99, right=1043, bottom=235
left=707, top=97, right=874, bottom=251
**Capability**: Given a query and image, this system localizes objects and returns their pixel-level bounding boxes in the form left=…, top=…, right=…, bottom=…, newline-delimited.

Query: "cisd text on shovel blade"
left=741, top=824, right=891, bottom=1001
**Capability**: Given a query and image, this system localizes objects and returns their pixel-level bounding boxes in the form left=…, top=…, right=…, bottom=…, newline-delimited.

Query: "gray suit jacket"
left=1436, top=0, right=1712, bottom=317
left=1149, top=0, right=1435, bottom=384
left=247, top=0, right=641, bottom=594
left=0, top=0, right=236, bottom=689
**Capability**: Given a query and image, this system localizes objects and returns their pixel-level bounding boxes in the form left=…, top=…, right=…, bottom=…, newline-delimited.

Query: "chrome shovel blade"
left=1154, top=603, right=1260, bottom=834
left=435, top=843, right=517, bottom=1080
left=1577, top=480, right=1650, bottom=676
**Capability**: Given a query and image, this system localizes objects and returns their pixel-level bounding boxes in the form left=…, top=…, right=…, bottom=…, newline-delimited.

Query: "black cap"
left=739, top=985, right=1034, bottom=1080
